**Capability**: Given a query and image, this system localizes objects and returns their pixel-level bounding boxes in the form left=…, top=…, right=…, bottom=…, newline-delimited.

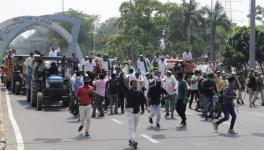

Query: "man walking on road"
left=163, top=71, right=177, bottom=118
left=213, top=76, right=237, bottom=134
left=75, top=76, right=94, bottom=137
left=175, top=72, right=188, bottom=127
left=148, top=80, right=168, bottom=128
left=126, top=80, right=146, bottom=148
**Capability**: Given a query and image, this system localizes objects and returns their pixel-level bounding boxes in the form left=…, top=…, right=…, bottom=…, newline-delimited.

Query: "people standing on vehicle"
left=84, top=56, right=96, bottom=81
left=182, top=49, right=192, bottom=61
left=70, top=71, right=83, bottom=116
left=163, top=71, right=177, bottom=118
left=148, top=80, right=168, bottom=128
left=213, top=76, right=238, bottom=134
left=247, top=73, right=257, bottom=107
left=75, top=76, right=94, bottom=137
left=71, top=53, right=79, bottom=73
left=189, top=70, right=200, bottom=110
left=92, top=73, right=107, bottom=117
left=106, top=73, right=119, bottom=114
left=126, top=80, right=146, bottom=148
left=24, top=52, right=34, bottom=89
left=175, top=72, right=188, bottom=127
left=202, top=73, right=218, bottom=120
left=158, top=57, right=167, bottom=77
left=48, top=47, right=60, bottom=57
left=126, top=68, right=136, bottom=89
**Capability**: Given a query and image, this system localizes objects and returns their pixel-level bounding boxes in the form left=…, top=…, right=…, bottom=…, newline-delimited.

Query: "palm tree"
left=182, top=0, right=204, bottom=44
left=204, top=0, right=231, bottom=61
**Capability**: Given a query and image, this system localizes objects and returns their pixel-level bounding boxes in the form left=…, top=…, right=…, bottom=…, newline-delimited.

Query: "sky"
left=1, top=0, right=264, bottom=26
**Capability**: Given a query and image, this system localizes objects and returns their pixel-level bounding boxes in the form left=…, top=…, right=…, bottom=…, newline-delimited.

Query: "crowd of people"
left=2, top=48, right=264, bottom=148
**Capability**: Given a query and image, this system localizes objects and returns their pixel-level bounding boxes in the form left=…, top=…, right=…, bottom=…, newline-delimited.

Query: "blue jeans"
left=216, top=103, right=236, bottom=130
left=203, top=95, right=216, bottom=119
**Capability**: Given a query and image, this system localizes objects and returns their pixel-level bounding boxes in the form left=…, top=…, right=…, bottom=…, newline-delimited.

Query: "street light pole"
left=62, top=0, right=65, bottom=12
left=249, top=0, right=256, bottom=69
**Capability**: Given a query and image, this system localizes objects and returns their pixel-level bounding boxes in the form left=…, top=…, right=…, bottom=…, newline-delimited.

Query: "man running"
left=213, top=76, right=238, bottom=134
left=126, top=80, right=146, bottom=148
left=148, top=80, right=168, bottom=128
left=75, top=76, right=94, bottom=137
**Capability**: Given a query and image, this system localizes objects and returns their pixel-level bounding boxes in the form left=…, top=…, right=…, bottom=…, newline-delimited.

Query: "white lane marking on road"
left=141, top=134, right=160, bottom=144
left=223, top=122, right=230, bottom=126
left=111, top=119, right=123, bottom=124
left=5, top=91, right=25, bottom=150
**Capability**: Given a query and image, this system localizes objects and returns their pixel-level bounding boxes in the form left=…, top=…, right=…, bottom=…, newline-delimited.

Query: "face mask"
left=84, top=81, right=89, bottom=85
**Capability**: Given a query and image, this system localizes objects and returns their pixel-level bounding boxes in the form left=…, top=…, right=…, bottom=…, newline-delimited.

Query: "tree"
left=221, top=26, right=264, bottom=71
left=203, top=1, right=231, bottom=61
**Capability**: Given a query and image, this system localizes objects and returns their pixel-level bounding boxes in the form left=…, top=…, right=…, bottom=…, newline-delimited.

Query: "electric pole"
left=249, top=0, right=256, bottom=69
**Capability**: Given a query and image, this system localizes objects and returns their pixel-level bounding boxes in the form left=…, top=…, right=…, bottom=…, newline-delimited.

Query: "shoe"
left=141, top=111, right=145, bottom=114
left=170, top=113, right=174, bottom=119
left=228, top=129, right=238, bottom=134
left=241, top=101, right=244, bottom=105
left=262, top=103, right=264, bottom=106
left=237, top=100, right=241, bottom=105
left=91, top=114, right=96, bottom=118
left=164, top=113, right=169, bottom=117
left=129, top=140, right=133, bottom=146
left=132, top=141, right=138, bottom=148
left=180, top=123, right=186, bottom=128
left=149, top=118, right=153, bottom=124
left=121, top=110, right=125, bottom=114
left=253, top=103, right=256, bottom=108
left=156, top=123, right=160, bottom=128
left=110, top=112, right=113, bottom=115
left=78, top=125, right=83, bottom=132
left=85, top=132, right=90, bottom=137
left=99, top=114, right=104, bottom=117
left=114, top=111, right=118, bottom=114
left=212, top=122, right=218, bottom=131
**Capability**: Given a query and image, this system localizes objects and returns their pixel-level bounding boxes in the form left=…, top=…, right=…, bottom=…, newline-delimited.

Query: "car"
left=30, top=56, right=71, bottom=111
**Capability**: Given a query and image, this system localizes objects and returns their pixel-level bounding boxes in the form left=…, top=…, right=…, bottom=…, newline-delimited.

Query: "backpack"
left=108, top=79, right=119, bottom=94
left=73, top=78, right=83, bottom=92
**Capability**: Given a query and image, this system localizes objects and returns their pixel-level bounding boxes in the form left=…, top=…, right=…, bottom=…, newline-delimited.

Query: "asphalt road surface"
left=2, top=85, right=264, bottom=150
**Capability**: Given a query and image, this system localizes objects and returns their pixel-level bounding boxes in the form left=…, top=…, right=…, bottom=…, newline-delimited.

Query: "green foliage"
left=221, top=26, right=264, bottom=67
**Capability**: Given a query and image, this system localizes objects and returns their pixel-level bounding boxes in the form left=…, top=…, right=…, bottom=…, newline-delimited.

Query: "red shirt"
left=76, top=85, right=94, bottom=105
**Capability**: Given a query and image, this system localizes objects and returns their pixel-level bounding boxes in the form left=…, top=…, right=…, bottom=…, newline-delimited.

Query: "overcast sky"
left=0, top=0, right=264, bottom=26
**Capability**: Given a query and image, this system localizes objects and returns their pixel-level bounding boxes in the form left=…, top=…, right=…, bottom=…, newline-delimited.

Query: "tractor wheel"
left=15, top=81, right=20, bottom=95
left=37, top=92, right=43, bottom=111
left=31, top=80, right=40, bottom=107
left=62, top=96, right=70, bottom=107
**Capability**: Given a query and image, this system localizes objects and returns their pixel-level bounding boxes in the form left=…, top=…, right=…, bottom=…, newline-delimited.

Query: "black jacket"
left=126, top=90, right=146, bottom=113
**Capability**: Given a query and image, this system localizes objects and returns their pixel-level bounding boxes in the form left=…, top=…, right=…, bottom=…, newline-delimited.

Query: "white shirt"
left=183, top=51, right=192, bottom=61
left=49, top=49, right=60, bottom=57
left=163, top=75, right=177, bottom=95
left=79, top=59, right=86, bottom=71
left=158, top=61, right=167, bottom=77
left=84, top=60, right=96, bottom=72
left=126, top=74, right=137, bottom=88
left=137, top=60, right=147, bottom=75
left=24, top=56, right=33, bottom=67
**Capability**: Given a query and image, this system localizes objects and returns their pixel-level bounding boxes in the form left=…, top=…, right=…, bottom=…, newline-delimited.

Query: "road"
left=2, top=85, right=264, bottom=150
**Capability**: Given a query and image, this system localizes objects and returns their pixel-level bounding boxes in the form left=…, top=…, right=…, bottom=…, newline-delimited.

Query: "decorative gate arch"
left=0, top=15, right=83, bottom=58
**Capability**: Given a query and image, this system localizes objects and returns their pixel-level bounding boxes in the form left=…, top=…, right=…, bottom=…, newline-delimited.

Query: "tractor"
left=11, top=55, right=28, bottom=95
left=30, top=56, right=71, bottom=111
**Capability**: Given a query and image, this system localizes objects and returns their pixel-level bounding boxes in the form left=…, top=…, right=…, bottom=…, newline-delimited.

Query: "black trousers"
left=189, top=90, right=199, bottom=108
left=176, top=99, right=187, bottom=124
left=119, top=92, right=125, bottom=111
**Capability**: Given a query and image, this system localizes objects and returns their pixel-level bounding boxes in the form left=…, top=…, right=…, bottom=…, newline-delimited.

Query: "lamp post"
left=249, top=0, right=256, bottom=69
left=62, top=0, right=65, bottom=12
